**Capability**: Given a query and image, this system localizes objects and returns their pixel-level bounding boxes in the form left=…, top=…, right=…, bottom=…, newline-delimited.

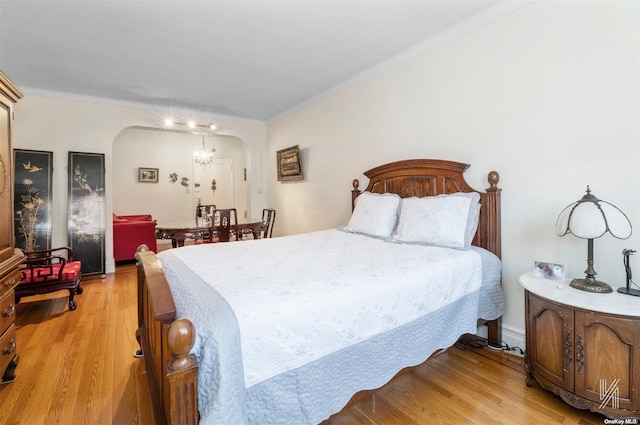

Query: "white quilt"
left=167, top=229, right=483, bottom=388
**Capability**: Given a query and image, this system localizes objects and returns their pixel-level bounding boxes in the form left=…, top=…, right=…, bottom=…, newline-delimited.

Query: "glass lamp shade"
left=556, top=187, right=632, bottom=240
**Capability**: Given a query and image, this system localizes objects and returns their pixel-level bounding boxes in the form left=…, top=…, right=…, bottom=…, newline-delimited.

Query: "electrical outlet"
left=504, top=347, right=524, bottom=358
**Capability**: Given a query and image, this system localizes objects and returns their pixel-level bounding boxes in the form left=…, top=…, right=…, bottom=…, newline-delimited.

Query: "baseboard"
left=501, top=324, right=525, bottom=351
left=105, top=260, right=116, bottom=274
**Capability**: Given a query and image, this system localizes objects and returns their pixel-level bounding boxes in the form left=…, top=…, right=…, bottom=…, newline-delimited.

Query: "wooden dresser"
left=0, top=71, right=23, bottom=383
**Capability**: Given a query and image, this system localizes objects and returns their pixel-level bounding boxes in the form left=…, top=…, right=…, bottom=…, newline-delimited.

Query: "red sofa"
left=113, top=214, right=158, bottom=262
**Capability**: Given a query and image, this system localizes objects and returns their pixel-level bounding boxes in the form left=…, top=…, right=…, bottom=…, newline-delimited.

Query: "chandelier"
left=194, top=136, right=216, bottom=166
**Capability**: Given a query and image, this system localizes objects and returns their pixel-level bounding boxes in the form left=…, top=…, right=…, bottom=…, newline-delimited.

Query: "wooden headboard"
left=351, top=159, right=501, bottom=258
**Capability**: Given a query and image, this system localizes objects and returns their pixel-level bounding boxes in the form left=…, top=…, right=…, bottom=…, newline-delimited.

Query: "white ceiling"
left=0, top=1, right=529, bottom=122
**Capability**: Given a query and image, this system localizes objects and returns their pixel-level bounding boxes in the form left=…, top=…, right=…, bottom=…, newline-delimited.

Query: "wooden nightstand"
left=521, top=271, right=640, bottom=418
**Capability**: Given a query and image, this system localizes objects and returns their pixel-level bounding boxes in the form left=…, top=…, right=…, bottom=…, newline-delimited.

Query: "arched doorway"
left=112, top=127, right=248, bottom=224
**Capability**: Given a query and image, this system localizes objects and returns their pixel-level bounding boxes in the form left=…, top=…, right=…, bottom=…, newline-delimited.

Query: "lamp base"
left=570, top=278, right=613, bottom=293
left=617, top=287, right=640, bottom=297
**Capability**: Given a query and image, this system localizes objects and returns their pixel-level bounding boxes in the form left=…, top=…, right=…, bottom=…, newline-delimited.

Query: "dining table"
left=155, top=218, right=265, bottom=248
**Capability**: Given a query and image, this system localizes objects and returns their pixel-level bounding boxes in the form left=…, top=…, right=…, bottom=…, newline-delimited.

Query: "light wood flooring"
left=0, top=263, right=607, bottom=424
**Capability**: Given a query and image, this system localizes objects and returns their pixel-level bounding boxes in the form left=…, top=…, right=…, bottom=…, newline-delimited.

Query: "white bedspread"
left=166, top=229, right=482, bottom=387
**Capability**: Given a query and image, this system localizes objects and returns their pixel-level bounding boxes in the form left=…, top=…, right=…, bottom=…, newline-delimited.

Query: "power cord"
left=455, top=336, right=524, bottom=357
left=454, top=336, right=487, bottom=351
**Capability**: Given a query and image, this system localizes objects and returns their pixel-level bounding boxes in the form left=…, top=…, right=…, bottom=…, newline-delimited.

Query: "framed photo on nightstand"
left=533, top=261, right=566, bottom=280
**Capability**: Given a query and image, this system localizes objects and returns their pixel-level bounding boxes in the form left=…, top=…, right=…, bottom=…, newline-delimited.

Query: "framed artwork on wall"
left=138, top=167, right=159, bottom=183
left=13, top=149, right=53, bottom=252
left=68, top=151, right=105, bottom=276
left=277, top=145, right=303, bottom=181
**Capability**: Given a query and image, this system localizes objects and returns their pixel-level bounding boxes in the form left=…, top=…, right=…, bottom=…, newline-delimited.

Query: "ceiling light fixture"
left=161, top=115, right=216, bottom=133
left=194, top=135, right=216, bottom=167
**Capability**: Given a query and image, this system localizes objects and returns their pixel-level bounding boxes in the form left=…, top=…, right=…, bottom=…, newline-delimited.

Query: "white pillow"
left=392, top=192, right=481, bottom=249
left=343, top=192, right=401, bottom=238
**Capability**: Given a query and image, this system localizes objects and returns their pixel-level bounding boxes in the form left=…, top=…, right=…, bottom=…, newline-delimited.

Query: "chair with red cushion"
left=16, top=246, right=83, bottom=311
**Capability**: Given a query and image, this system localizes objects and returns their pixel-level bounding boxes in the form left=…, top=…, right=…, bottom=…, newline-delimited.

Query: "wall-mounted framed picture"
left=13, top=149, right=53, bottom=252
left=277, top=145, right=303, bottom=181
left=68, top=151, right=105, bottom=276
left=138, top=167, right=159, bottom=183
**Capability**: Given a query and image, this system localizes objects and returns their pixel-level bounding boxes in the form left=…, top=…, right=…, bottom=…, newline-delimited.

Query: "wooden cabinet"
left=522, top=272, right=640, bottom=418
left=0, top=71, right=23, bottom=383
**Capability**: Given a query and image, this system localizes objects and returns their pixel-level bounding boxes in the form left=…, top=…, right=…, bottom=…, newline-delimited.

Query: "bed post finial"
left=487, top=171, right=500, bottom=191
left=352, top=179, right=361, bottom=211
left=167, top=318, right=197, bottom=370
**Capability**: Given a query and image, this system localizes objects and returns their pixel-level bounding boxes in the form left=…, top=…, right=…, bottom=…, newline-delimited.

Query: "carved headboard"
left=351, top=159, right=501, bottom=258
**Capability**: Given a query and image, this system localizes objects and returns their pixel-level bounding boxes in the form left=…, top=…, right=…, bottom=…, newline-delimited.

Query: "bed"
left=135, top=158, right=504, bottom=425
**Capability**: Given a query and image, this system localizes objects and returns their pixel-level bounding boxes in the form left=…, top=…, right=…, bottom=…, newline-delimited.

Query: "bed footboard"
left=135, top=245, right=199, bottom=425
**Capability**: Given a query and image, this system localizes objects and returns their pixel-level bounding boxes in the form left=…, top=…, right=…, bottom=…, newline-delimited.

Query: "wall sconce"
left=211, top=179, right=217, bottom=191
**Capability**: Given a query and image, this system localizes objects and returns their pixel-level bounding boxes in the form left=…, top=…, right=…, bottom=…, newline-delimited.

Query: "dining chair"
left=261, top=208, right=276, bottom=238
left=195, top=204, right=216, bottom=227
left=195, top=208, right=239, bottom=244
left=214, top=208, right=239, bottom=242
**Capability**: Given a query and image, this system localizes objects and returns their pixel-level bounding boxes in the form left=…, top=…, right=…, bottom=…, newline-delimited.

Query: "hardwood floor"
left=0, top=263, right=154, bottom=425
left=324, top=339, right=605, bottom=425
left=1, top=263, right=607, bottom=424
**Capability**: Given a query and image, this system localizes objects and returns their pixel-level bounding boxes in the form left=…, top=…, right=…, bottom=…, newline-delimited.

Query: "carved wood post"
left=166, top=318, right=198, bottom=425
left=351, top=179, right=361, bottom=211
left=485, top=171, right=502, bottom=347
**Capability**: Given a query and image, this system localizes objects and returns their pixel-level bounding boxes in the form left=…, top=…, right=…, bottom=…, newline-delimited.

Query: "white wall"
left=112, top=128, right=248, bottom=223
left=266, top=1, right=640, bottom=344
left=12, top=95, right=267, bottom=273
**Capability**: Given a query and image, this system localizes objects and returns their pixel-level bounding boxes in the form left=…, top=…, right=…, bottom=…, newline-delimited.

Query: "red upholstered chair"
left=113, top=214, right=157, bottom=262
left=16, top=247, right=83, bottom=311
left=194, top=208, right=239, bottom=244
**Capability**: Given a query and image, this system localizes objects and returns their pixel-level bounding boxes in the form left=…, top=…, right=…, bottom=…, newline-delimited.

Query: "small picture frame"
left=533, top=261, right=566, bottom=280
left=138, top=167, right=159, bottom=183
left=277, top=145, right=303, bottom=181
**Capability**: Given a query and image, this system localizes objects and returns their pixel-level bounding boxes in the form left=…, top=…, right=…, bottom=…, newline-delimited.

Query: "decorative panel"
left=68, top=151, right=105, bottom=276
left=13, top=149, right=53, bottom=251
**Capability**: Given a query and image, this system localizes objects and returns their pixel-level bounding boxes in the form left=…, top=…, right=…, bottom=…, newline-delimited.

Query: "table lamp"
left=556, top=186, right=632, bottom=293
